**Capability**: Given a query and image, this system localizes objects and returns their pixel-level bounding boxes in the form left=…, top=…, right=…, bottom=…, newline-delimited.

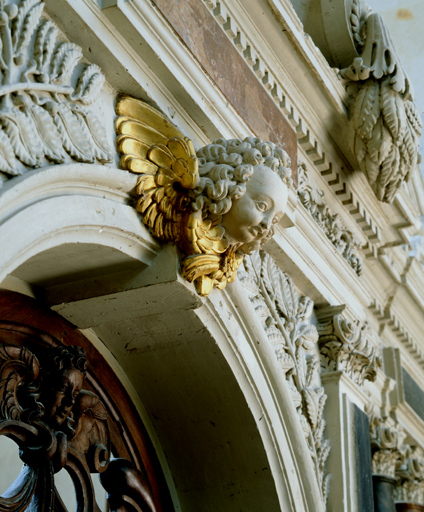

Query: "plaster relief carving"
left=239, top=250, right=330, bottom=503
left=297, top=163, right=363, bottom=275
left=317, top=305, right=382, bottom=385
left=369, top=414, right=405, bottom=477
left=340, top=2, right=422, bottom=203
left=0, top=0, right=111, bottom=183
left=396, top=446, right=424, bottom=504
left=116, top=96, right=292, bottom=296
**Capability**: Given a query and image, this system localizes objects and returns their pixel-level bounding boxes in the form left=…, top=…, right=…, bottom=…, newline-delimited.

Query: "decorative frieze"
left=341, top=2, right=422, bottom=203
left=116, top=96, right=292, bottom=296
left=297, top=163, right=363, bottom=275
left=0, top=0, right=112, bottom=183
left=317, top=305, right=382, bottom=386
left=239, top=250, right=330, bottom=503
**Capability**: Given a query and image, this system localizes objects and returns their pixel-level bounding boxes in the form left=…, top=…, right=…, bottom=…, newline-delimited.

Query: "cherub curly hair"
left=192, top=137, right=292, bottom=220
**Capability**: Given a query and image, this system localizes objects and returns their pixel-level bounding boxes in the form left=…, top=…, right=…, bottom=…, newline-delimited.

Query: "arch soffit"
left=0, top=163, right=323, bottom=511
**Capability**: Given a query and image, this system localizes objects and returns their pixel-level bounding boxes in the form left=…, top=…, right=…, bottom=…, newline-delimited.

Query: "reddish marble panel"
left=152, top=0, right=298, bottom=180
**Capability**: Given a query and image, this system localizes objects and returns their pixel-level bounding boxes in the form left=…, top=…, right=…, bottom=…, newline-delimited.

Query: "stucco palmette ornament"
left=396, top=446, right=424, bottom=504
left=317, top=305, right=382, bottom=385
left=0, top=0, right=111, bottom=182
left=341, top=0, right=422, bottom=202
left=297, top=163, right=363, bottom=275
left=238, top=251, right=330, bottom=503
left=116, top=97, right=292, bottom=296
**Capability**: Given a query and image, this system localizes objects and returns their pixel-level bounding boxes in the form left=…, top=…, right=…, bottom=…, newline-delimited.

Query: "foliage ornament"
left=396, top=446, right=424, bottom=504
left=297, top=163, right=363, bottom=275
left=341, top=0, right=422, bottom=203
left=238, top=250, right=330, bottom=503
left=116, top=96, right=292, bottom=296
left=317, top=305, right=382, bottom=385
left=0, top=0, right=111, bottom=183
left=369, top=413, right=406, bottom=477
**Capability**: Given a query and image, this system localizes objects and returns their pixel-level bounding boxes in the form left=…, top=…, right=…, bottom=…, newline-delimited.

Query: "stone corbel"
left=115, top=96, right=293, bottom=295
left=301, top=0, right=422, bottom=203
left=317, top=305, right=382, bottom=386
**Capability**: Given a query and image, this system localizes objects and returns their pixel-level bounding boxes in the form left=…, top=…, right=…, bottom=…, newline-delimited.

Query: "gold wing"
left=116, top=97, right=198, bottom=244
left=115, top=97, right=237, bottom=295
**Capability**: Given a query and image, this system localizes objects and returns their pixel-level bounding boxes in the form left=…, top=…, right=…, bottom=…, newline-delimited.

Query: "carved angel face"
left=220, top=164, right=288, bottom=253
left=44, top=368, right=84, bottom=428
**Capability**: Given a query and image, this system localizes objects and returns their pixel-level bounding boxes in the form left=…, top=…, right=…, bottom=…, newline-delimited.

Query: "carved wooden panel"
left=0, top=289, right=172, bottom=512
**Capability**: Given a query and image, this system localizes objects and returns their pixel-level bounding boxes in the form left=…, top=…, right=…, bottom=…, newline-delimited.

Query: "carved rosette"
left=297, top=163, right=363, bottom=275
left=0, top=0, right=112, bottom=183
left=239, top=250, right=330, bottom=503
left=341, top=1, right=422, bottom=203
left=317, top=305, right=382, bottom=385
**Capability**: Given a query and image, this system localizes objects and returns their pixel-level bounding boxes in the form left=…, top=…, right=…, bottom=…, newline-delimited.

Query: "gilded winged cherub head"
left=115, top=97, right=293, bottom=295
left=40, top=346, right=88, bottom=431
left=193, top=137, right=292, bottom=255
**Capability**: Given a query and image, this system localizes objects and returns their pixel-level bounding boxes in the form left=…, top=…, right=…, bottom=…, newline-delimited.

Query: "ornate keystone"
left=116, top=96, right=292, bottom=296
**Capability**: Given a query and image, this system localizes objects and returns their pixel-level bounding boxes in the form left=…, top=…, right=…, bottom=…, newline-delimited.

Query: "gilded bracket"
left=115, top=96, right=292, bottom=296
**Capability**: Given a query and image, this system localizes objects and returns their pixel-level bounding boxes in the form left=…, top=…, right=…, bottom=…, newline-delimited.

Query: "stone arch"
left=0, top=164, right=324, bottom=511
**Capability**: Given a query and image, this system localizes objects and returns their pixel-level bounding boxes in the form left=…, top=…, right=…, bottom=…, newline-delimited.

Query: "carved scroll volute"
left=369, top=415, right=405, bottom=477
left=317, top=305, right=382, bottom=385
left=0, top=343, right=114, bottom=512
left=115, top=96, right=293, bottom=296
left=100, top=459, right=157, bottom=512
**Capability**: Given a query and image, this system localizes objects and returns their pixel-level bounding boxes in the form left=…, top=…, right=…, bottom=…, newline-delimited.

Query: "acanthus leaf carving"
left=0, top=0, right=112, bottom=183
left=297, top=164, right=363, bottom=275
left=239, top=250, right=330, bottom=503
left=317, top=305, right=382, bottom=385
left=341, top=3, right=422, bottom=203
left=368, top=412, right=406, bottom=478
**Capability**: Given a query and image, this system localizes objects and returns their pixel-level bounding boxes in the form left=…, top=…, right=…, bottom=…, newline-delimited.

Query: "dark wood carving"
left=0, top=290, right=171, bottom=512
